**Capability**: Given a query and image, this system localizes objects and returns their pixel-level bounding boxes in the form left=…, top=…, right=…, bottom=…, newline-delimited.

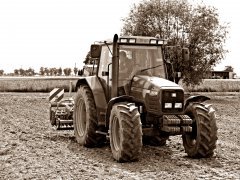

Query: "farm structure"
left=211, top=71, right=235, bottom=79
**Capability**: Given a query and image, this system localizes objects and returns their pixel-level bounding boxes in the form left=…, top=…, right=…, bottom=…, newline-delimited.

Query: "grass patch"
left=0, top=77, right=78, bottom=92
left=1, top=77, right=240, bottom=93
left=182, top=79, right=240, bottom=92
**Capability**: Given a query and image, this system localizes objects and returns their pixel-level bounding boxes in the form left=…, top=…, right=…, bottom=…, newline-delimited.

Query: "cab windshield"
left=119, top=45, right=166, bottom=80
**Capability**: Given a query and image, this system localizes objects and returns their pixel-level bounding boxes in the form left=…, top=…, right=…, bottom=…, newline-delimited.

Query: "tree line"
left=0, top=67, right=79, bottom=76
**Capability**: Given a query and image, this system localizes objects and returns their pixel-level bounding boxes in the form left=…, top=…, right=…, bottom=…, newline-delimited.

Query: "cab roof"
left=94, top=35, right=167, bottom=45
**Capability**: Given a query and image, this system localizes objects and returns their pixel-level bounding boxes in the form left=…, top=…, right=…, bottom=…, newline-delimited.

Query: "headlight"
left=129, top=38, right=136, bottom=43
left=149, top=39, right=157, bottom=44
left=120, top=38, right=128, bottom=43
left=174, top=103, right=182, bottom=109
left=150, top=90, right=158, bottom=96
left=164, top=103, right=172, bottom=109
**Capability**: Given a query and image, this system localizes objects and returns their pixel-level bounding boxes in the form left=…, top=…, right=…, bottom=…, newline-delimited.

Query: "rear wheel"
left=109, top=102, right=142, bottom=162
left=73, top=85, right=105, bottom=147
left=182, top=103, right=218, bottom=158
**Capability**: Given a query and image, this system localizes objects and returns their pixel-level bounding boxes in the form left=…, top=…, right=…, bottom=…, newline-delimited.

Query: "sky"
left=0, top=0, right=239, bottom=76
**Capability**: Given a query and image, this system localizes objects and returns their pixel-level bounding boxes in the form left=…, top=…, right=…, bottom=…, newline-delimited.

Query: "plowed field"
left=1, top=93, right=240, bottom=179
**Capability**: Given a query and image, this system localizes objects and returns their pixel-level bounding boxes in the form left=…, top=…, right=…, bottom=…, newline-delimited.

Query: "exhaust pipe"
left=111, top=34, right=119, bottom=98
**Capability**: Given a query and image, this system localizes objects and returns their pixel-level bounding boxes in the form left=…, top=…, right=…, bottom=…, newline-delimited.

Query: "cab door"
left=98, top=45, right=112, bottom=101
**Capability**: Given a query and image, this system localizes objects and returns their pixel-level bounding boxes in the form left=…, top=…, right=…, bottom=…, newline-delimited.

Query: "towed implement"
left=49, top=34, right=218, bottom=162
left=49, top=88, right=74, bottom=130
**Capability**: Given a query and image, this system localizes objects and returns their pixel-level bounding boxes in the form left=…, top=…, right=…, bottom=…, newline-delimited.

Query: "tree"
left=63, top=68, right=72, bottom=76
left=122, top=0, right=229, bottom=85
left=39, top=67, right=45, bottom=76
left=0, top=70, right=4, bottom=76
left=49, top=68, right=58, bottom=76
left=74, top=67, right=78, bottom=76
left=58, top=67, right=63, bottom=76
left=84, top=51, right=91, bottom=64
left=26, top=68, right=35, bottom=76
left=14, top=69, right=19, bottom=76
left=44, top=67, right=49, bottom=76
left=53, top=68, right=58, bottom=76
left=19, top=68, right=25, bottom=76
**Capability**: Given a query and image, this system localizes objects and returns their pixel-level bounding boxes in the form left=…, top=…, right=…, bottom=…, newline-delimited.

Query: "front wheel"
left=109, top=102, right=142, bottom=162
left=182, top=103, right=218, bottom=158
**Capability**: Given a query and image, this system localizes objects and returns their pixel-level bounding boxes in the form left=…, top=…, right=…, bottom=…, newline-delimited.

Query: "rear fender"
left=75, top=77, right=107, bottom=111
left=184, top=95, right=210, bottom=110
left=105, top=95, right=144, bottom=127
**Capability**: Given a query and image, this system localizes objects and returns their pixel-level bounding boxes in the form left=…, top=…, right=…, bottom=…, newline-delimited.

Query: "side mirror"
left=91, top=44, right=101, bottom=58
left=182, top=48, right=189, bottom=61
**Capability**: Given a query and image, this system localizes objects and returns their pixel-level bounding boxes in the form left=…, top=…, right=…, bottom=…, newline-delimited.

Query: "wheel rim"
left=76, top=98, right=87, bottom=136
left=112, top=116, right=120, bottom=151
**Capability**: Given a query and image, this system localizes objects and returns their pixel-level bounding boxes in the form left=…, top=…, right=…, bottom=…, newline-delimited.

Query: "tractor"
left=49, top=34, right=217, bottom=162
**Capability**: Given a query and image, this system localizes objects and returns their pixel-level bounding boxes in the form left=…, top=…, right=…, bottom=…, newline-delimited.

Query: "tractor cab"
left=91, top=35, right=171, bottom=101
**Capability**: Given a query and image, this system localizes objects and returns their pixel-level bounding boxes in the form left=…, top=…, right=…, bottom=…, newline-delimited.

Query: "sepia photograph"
left=0, top=0, right=239, bottom=179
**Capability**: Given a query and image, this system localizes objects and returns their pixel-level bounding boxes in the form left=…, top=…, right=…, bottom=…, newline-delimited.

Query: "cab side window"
left=98, top=46, right=112, bottom=77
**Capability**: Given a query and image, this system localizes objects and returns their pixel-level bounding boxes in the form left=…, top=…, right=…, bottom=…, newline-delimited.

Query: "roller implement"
left=49, top=34, right=218, bottom=162
left=49, top=88, right=74, bottom=130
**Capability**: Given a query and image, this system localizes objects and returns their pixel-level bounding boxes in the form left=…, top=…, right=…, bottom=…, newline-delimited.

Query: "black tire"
left=109, top=102, right=142, bottom=162
left=182, top=103, right=218, bottom=158
left=73, top=85, right=105, bottom=147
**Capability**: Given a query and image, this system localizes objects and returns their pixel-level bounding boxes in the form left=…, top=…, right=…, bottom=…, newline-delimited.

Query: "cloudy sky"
left=0, top=0, right=239, bottom=75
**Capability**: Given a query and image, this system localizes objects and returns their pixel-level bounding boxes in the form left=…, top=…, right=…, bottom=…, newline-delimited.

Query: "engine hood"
left=130, top=75, right=184, bottom=115
left=131, top=75, right=183, bottom=91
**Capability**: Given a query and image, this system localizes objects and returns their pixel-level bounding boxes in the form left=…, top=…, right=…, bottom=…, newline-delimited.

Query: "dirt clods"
left=1, top=93, right=240, bottom=179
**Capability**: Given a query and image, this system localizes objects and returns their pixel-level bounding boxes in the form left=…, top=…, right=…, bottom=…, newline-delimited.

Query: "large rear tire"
left=182, top=103, right=218, bottom=158
left=73, top=85, right=105, bottom=147
left=109, top=102, right=142, bottom=162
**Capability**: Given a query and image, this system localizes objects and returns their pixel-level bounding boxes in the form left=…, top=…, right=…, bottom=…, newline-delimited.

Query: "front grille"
left=147, top=94, right=160, bottom=112
left=162, top=89, right=184, bottom=113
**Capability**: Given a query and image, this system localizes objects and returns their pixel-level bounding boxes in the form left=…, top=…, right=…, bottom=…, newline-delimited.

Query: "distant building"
left=211, top=71, right=235, bottom=79
left=205, top=66, right=236, bottom=79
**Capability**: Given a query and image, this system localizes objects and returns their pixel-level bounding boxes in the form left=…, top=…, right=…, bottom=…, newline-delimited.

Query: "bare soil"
left=1, top=92, right=240, bottom=179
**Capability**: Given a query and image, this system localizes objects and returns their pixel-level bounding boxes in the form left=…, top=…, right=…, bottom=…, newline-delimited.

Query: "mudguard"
left=184, top=95, right=210, bottom=110
left=75, top=76, right=107, bottom=111
left=105, top=95, right=144, bottom=127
